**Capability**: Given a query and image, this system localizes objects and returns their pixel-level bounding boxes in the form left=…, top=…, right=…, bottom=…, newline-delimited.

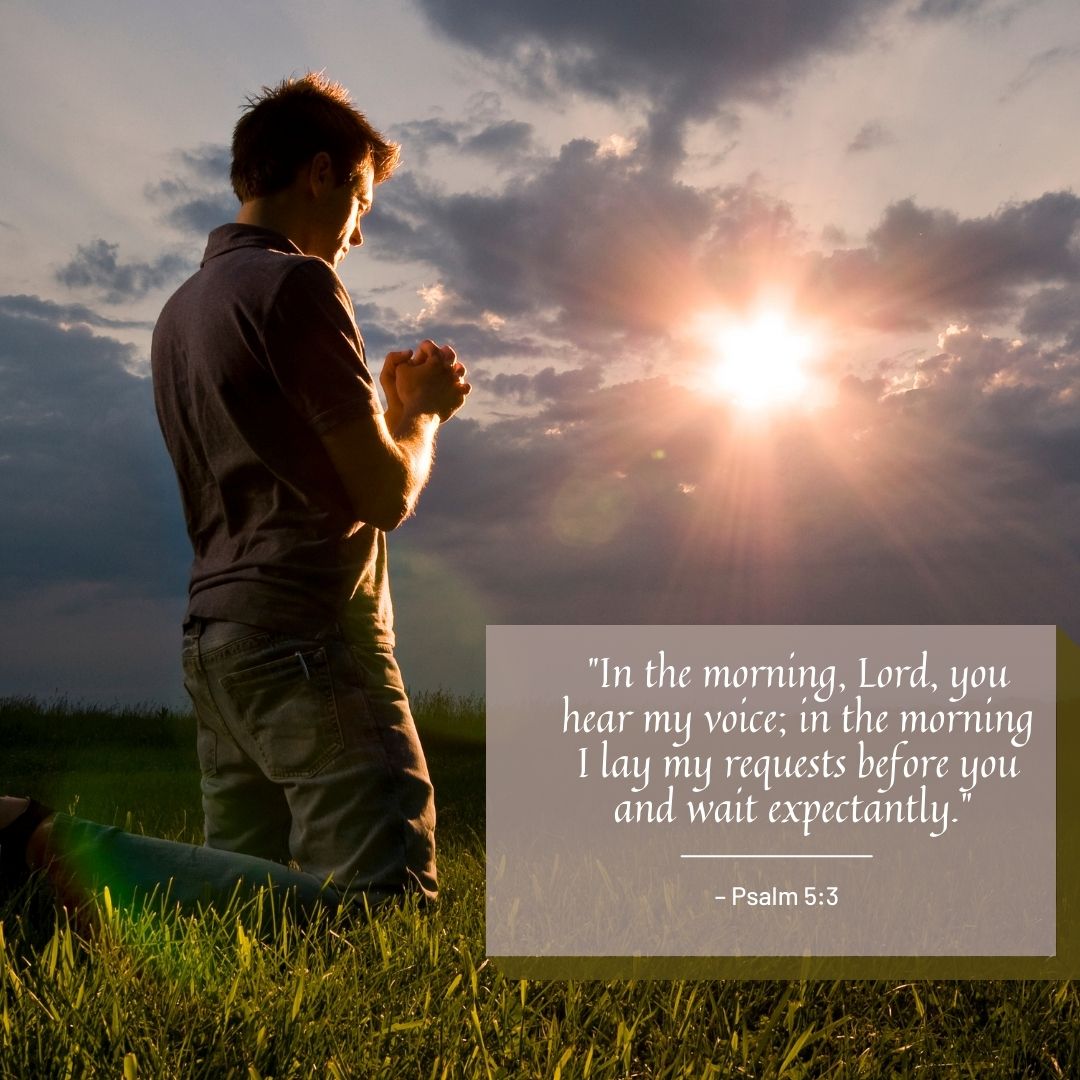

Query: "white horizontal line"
left=681, top=854, right=873, bottom=859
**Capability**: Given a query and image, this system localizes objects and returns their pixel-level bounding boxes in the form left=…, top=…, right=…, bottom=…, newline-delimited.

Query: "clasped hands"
left=381, top=339, right=470, bottom=426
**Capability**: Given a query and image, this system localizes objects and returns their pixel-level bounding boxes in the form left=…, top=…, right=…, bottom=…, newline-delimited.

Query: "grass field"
left=1, top=695, right=1077, bottom=1078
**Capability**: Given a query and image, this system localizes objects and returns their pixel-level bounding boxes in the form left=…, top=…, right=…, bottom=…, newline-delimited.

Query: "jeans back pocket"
left=219, top=646, right=344, bottom=779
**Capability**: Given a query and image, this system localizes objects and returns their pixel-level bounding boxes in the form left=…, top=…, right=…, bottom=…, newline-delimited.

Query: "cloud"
left=908, top=0, right=988, bottom=18
left=0, top=294, right=153, bottom=331
left=463, top=120, right=536, bottom=161
left=14, top=96, right=1080, bottom=702
left=482, top=364, right=603, bottom=403
left=390, top=117, right=466, bottom=165
left=412, top=0, right=903, bottom=160
left=55, top=239, right=192, bottom=304
left=177, top=144, right=232, bottom=182
left=392, top=319, right=1080, bottom=684
left=908, top=0, right=1030, bottom=22
left=0, top=585, right=185, bottom=705
left=811, top=192, right=1080, bottom=329
left=999, top=44, right=1080, bottom=102
left=350, top=292, right=547, bottom=364
left=146, top=145, right=236, bottom=236
left=391, top=114, right=536, bottom=168
left=377, top=132, right=1080, bottom=379
left=0, top=293, right=188, bottom=605
left=374, top=137, right=729, bottom=336
left=1019, top=285, right=1080, bottom=350
left=846, top=121, right=894, bottom=153
left=7, top=280, right=1078, bottom=702
left=165, top=194, right=238, bottom=236
left=377, top=139, right=1080, bottom=345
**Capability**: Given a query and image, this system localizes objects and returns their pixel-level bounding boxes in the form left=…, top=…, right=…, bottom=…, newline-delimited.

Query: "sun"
left=707, top=309, right=818, bottom=412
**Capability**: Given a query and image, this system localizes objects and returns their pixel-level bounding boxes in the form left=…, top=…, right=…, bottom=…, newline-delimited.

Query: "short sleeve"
left=262, top=258, right=382, bottom=435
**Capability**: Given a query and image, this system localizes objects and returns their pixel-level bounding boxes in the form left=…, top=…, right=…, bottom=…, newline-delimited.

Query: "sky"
left=1, top=0, right=1079, bottom=705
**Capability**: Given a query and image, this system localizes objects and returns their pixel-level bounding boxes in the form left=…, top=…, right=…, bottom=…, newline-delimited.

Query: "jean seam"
left=343, top=644, right=412, bottom=877
left=199, top=631, right=279, bottom=665
left=342, top=644, right=393, bottom=772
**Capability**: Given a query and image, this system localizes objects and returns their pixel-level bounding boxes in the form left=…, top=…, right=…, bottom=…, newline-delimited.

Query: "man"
left=149, top=73, right=469, bottom=904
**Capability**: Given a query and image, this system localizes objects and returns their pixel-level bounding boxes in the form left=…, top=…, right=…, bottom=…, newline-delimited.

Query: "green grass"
left=2, top=696, right=1077, bottom=1078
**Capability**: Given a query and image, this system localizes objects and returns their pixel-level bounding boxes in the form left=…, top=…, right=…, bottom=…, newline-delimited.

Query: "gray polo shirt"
left=151, top=224, right=393, bottom=643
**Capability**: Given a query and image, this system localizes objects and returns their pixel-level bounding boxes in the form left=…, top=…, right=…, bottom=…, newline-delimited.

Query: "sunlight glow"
left=708, top=309, right=817, bottom=412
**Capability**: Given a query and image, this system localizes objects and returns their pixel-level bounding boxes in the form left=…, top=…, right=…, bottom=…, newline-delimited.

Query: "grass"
left=2, top=695, right=1078, bottom=1078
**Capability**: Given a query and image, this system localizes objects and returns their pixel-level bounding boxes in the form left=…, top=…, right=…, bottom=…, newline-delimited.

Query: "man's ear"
left=307, top=151, right=335, bottom=196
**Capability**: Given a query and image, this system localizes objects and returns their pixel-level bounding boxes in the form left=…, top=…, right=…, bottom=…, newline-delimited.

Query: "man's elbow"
left=365, top=493, right=412, bottom=531
left=323, top=419, right=422, bottom=531
left=350, top=461, right=416, bottom=531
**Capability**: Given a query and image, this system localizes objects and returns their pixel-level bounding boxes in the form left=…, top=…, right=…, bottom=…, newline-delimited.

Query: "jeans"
left=181, top=619, right=437, bottom=903
left=50, top=813, right=346, bottom=919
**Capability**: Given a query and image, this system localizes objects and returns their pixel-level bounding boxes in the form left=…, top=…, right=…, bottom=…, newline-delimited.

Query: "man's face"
left=310, top=161, right=374, bottom=268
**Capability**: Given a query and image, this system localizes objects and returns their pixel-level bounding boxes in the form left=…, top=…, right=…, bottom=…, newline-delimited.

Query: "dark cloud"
left=165, top=195, right=238, bottom=236
left=177, top=144, right=232, bottom=182
left=0, top=294, right=153, bottom=331
left=1019, top=285, right=1080, bottom=351
left=483, top=365, right=603, bottom=403
left=1019, top=285, right=1078, bottom=336
left=374, top=138, right=718, bottom=336
left=811, top=192, right=1080, bottom=329
left=463, top=120, right=536, bottom=160
left=0, top=586, right=184, bottom=705
left=391, top=116, right=536, bottom=167
left=390, top=118, right=465, bottom=164
left=0, top=294, right=188, bottom=605
left=146, top=145, right=236, bottom=236
left=847, top=121, right=894, bottom=153
left=55, top=240, right=191, bottom=304
left=412, top=0, right=900, bottom=160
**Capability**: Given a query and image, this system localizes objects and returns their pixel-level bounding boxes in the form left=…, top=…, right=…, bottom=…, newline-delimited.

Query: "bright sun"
left=708, top=309, right=817, bottom=411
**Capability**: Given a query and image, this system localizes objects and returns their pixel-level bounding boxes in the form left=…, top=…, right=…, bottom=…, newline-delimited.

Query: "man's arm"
left=320, top=341, right=469, bottom=531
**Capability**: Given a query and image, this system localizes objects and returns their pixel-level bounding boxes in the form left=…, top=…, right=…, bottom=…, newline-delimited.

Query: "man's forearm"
left=320, top=407, right=440, bottom=532
left=390, top=409, right=440, bottom=521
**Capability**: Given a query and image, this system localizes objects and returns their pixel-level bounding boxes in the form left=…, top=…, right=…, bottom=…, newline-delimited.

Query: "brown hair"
left=230, top=72, right=400, bottom=202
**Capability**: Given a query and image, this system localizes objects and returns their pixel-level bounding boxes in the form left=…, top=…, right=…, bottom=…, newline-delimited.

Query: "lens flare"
left=551, top=474, right=633, bottom=547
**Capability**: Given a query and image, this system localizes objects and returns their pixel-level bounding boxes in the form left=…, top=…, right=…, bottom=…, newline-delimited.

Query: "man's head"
left=231, top=73, right=399, bottom=267
left=231, top=72, right=399, bottom=203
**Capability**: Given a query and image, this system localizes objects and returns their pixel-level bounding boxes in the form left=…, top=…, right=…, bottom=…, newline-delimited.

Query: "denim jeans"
left=179, top=618, right=437, bottom=903
left=50, top=812, right=346, bottom=919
